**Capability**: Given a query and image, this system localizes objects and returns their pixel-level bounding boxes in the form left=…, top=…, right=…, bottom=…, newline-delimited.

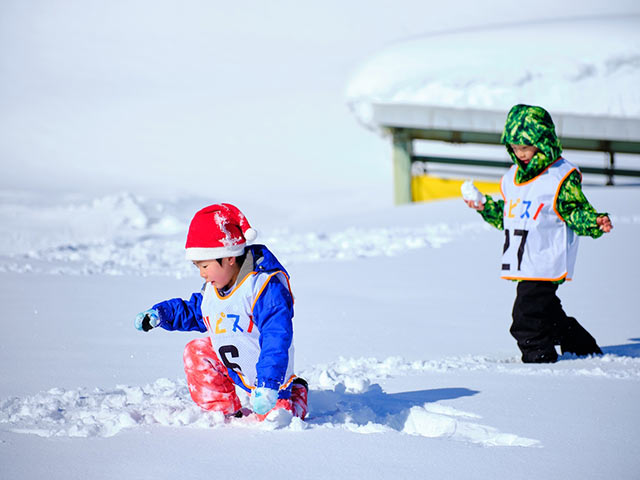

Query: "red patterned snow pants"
left=183, top=338, right=308, bottom=419
left=183, top=338, right=242, bottom=415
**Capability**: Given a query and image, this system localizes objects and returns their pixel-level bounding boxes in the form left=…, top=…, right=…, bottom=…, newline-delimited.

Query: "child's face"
left=193, top=258, right=239, bottom=290
left=510, top=144, right=538, bottom=165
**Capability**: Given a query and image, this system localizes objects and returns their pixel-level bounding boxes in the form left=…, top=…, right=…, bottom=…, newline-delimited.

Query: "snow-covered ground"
left=1, top=186, right=639, bottom=478
left=2, top=1, right=640, bottom=479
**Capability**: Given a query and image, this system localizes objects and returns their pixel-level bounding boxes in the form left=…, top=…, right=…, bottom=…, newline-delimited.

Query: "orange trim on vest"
left=513, top=158, right=563, bottom=187
left=236, top=373, right=297, bottom=391
left=501, top=272, right=569, bottom=282
left=281, top=272, right=294, bottom=305
left=552, top=167, right=578, bottom=221
left=213, top=271, right=257, bottom=300
left=236, top=371, right=255, bottom=390
left=250, top=270, right=293, bottom=313
left=279, top=375, right=297, bottom=390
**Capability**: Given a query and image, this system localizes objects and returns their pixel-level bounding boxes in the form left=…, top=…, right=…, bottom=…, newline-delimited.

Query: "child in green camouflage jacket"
left=462, top=104, right=612, bottom=363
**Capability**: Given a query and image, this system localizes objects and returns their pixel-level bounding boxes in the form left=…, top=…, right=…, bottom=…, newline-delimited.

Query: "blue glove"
left=135, top=309, right=160, bottom=332
left=250, top=387, right=278, bottom=415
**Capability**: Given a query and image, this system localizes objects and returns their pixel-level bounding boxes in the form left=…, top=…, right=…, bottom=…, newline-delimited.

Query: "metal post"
left=391, top=128, right=413, bottom=205
left=606, top=151, right=615, bottom=186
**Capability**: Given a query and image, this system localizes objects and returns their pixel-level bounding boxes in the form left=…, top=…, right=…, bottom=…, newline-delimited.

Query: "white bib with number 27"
left=500, top=157, right=579, bottom=281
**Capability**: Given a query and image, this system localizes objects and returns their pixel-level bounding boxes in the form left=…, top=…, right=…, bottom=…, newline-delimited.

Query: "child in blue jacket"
left=135, top=203, right=308, bottom=419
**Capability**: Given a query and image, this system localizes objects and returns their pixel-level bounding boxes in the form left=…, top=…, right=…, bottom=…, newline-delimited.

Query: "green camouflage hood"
left=500, top=104, right=563, bottom=181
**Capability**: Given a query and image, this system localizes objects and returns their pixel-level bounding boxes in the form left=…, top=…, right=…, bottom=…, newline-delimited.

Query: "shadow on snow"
left=600, top=338, right=640, bottom=358
left=308, top=384, right=478, bottom=430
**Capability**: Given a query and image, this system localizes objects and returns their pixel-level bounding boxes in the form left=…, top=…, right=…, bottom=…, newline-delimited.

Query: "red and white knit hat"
left=185, top=203, right=258, bottom=261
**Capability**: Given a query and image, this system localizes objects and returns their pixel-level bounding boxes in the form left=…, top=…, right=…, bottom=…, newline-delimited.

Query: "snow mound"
left=0, top=378, right=226, bottom=438
left=0, top=378, right=536, bottom=447
left=308, top=383, right=539, bottom=447
left=3, top=352, right=638, bottom=445
left=301, top=353, right=640, bottom=393
left=0, top=192, right=490, bottom=275
left=2, top=192, right=638, bottom=277
left=346, top=17, right=640, bottom=129
left=0, top=192, right=185, bottom=257
left=265, top=222, right=485, bottom=261
left=402, top=404, right=539, bottom=447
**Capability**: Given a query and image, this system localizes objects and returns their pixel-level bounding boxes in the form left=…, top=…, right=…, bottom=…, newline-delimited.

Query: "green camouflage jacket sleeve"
left=555, top=170, right=607, bottom=238
left=478, top=196, right=504, bottom=230
left=477, top=170, right=606, bottom=238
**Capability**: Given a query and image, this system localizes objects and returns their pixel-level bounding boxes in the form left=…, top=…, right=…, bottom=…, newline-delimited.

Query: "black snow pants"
left=510, top=281, right=603, bottom=363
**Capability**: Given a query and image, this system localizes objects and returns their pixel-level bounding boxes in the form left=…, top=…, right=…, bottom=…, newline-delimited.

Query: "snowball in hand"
left=250, top=387, right=278, bottom=415
left=461, top=180, right=485, bottom=205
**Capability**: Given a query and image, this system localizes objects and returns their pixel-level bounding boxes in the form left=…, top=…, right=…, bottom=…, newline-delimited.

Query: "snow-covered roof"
left=347, top=16, right=640, bottom=146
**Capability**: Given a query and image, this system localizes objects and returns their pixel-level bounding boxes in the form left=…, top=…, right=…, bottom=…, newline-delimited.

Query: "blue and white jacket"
left=153, top=244, right=295, bottom=397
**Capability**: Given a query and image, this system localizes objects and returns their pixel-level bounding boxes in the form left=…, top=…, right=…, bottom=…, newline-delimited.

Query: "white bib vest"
left=200, top=270, right=295, bottom=391
left=500, top=158, right=579, bottom=281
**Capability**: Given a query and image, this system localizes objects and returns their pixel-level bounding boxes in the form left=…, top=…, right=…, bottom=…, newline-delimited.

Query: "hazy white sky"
left=1, top=1, right=638, bottom=200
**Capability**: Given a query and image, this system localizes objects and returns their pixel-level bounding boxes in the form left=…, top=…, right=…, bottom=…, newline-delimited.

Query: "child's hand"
left=461, top=180, right=485, bottom=210
left=464, top=198, right=485, bottom=211
left=135, top=309, right=160, bottom=331
left=250, top=387, right=278, bottom=415
left=597, top=215, right=613, bottom=233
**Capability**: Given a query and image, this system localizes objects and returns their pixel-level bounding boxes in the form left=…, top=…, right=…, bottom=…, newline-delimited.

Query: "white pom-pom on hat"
left=244, top=227, right=258, bottom=243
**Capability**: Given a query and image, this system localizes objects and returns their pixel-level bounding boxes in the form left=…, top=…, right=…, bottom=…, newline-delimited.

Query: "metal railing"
left=412, top=154, right=640, bottom=185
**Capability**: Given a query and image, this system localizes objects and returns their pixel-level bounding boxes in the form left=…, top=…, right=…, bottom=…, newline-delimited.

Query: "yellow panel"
left=411, top=175, right=501, bottom=202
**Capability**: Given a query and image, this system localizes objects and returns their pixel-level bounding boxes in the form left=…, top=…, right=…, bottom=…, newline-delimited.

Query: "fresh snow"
left=346, top=16, right=640, bottom=129
left=2, top=2, right=640, bottom=479
left=1, top=186, right=639, bottom=478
